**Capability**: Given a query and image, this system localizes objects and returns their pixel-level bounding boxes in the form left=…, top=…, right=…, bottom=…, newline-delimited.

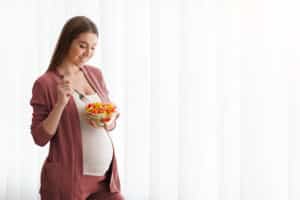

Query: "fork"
left=73, top=88, right=90, bottom=103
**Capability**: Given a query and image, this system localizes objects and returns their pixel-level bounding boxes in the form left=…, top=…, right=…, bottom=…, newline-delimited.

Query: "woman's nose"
left=83, top=49, right=91, bottom=57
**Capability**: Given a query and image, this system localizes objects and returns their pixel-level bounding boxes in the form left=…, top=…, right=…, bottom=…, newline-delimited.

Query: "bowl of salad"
left=85, top=102, right=117, bottom=126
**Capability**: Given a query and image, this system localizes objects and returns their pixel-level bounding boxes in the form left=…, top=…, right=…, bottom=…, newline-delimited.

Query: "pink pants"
left=75, top=175, right=124, bottom=200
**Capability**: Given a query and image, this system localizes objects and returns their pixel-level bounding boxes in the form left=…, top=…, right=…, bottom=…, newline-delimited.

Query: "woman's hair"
left=47, top=16, right=98, bottom=71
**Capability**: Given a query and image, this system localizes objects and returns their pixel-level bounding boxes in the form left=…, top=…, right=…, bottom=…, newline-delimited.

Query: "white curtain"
left=0, top=0, right=298, bottom=199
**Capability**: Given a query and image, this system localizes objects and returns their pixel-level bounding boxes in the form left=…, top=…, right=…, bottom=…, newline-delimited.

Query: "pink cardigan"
left=30, top=65, right=121, bottom=199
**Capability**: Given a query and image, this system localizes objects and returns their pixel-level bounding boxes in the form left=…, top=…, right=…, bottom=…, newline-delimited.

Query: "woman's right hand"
left=35, top=79, right=72, bottom=138
left=56, top=79, right=73, bottom=107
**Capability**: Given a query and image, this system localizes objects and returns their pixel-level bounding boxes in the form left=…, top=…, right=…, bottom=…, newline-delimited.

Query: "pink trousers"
left=75, top=175, right=124, bottom=200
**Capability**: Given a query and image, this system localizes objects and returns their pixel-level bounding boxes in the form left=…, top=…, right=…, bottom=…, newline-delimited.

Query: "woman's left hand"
left=104, top=112, right=120, bottom=130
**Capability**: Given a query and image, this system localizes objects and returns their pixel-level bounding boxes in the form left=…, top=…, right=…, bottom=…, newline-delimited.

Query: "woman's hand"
left=85, top=111, right=119, bottom=129
left=56, top=79, right=73, bottom=107
left=85, top=116, right=105, bottom=128
left=37, top=79, right=73, bottom=138
left=104, top=112, right=120, bottom=130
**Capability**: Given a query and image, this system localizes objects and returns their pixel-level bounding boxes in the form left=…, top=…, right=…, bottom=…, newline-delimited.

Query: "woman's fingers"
left=90, top=120, right=99, bottom=128
left=108, top=112, right=120, bottom=124
left=85, top=112, right=120, bottom=129
left=58, top=80, right=72, bottom=89
left=85, top=116, right=104, bottom=128
left=85, top=118, right=97, bottom=128
left=114, top=112, right=120, bottom=120
left=102, top=112, right=120, bottom=131
left=58, top=80, right=74, bottom=96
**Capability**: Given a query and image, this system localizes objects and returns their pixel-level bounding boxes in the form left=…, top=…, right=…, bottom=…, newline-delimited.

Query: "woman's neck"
left=57, top=60, right=82, bottom=77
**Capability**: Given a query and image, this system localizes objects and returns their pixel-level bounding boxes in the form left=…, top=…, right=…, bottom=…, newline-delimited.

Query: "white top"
left=72, top=92, right=113, bottom=176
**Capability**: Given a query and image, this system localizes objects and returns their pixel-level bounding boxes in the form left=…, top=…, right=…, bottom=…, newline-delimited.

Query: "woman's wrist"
left=41, top=102, right=66, bottom=136
left=54, top=102, right=66, bottom=111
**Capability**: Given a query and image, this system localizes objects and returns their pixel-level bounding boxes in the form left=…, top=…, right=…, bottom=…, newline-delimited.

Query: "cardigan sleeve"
left=30, top=79, right=53, bottom=146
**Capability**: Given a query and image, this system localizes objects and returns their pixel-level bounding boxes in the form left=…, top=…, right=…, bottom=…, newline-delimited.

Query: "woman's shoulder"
left=32, top=70, right=57, bottom=90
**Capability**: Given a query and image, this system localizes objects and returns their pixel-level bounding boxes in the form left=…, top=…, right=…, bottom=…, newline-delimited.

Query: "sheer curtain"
left=0, top=0, right=298, bottom=200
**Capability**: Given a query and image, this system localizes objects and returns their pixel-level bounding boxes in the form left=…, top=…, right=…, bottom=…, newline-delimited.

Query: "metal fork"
left=73, top=88, right=90, bottom=103
left=61, top=76, right=91, bottom=103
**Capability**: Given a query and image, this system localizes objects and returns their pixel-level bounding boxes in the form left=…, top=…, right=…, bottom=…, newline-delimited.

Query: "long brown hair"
left=47, top=16, right=98, bottom=72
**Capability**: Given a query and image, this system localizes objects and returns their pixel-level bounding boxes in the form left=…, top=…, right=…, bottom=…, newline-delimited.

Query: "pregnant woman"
left=30, top=16, right=124, bottom=200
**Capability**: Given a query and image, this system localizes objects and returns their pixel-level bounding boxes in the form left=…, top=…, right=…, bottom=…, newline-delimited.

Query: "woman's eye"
left=79, top=44, right=85, bottom=48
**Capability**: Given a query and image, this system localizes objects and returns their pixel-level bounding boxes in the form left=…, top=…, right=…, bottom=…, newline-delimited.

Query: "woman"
left=30, top=16, right=124, bottom=200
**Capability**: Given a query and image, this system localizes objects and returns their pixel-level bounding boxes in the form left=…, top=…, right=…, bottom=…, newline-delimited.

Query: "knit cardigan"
left=30, top=65, right=121, bottom=199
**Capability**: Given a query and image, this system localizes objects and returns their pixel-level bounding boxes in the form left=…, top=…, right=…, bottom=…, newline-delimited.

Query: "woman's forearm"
left=42, top=103, right=65, bottom=136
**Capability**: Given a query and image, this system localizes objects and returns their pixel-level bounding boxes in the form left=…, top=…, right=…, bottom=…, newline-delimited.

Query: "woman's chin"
left=77, top=60, right=86, bottom=66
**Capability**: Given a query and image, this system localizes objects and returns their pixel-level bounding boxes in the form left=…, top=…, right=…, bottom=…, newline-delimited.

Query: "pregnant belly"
left=81, top=131, right=114, bottom=176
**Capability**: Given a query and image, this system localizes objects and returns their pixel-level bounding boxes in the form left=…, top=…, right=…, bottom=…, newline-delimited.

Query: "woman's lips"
left=79, top=57, right=86, bottom=62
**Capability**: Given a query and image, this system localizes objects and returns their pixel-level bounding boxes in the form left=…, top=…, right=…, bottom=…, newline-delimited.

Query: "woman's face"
left=66, top=32, right=98, bottom=66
